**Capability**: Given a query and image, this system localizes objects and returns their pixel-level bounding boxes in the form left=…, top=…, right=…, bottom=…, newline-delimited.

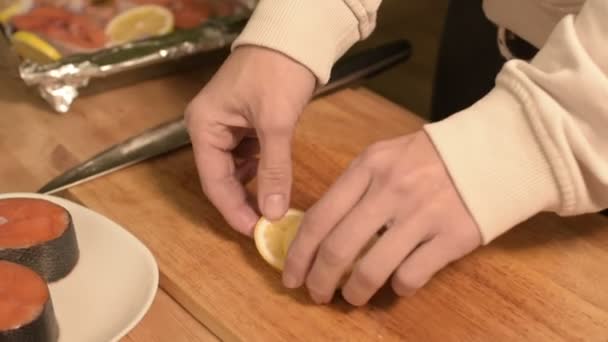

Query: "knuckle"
left=299, top=215, right=319, bottom=236
left=350, top=266, right=382, bottom=290
left=361, top=143, right=383, bottom=163
left=296, top=214, right=328, bottom=241
left=393, top=271, right=426, bottom=295
left=184, top=103, right=200, bottom=128
left=184, top=101, right=215, bottom=135
left=367, top=140, right=390, bottom=153
left=386, top=167, right=412, bottom=193
left=199, top=180, right=212, bottom=195
left=305, top=278, right=325, bottom=297
left=358, top=141, right=391, bottom=171
left=284, top=252, right=305, bottom=272
left=257, top=115, right=294, bottom=135
left=184, top=94, right=208, bottom=119
left=444, top=226, right=481, bottom=253
left=385, top=161, right=440, bottom=196
left=258, top=164, right=290, bottom=185
left=348, top=155, right=365, bottom=170
left=318, top=241, right=350, bottom=267
left=183, top=104, right=194, bottom=123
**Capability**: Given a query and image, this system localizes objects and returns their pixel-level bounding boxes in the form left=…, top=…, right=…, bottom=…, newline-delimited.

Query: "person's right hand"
left=185, top=46, right=316, bottom=235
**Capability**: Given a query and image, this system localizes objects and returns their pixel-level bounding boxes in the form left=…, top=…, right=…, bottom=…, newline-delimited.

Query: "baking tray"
left=0, top=0, right=254, bottom=112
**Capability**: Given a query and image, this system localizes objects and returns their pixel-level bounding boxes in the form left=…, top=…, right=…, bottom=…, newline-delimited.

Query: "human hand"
left=282, top=130, right=482, bottom=305
left=185, top=46, right=316, bottom=235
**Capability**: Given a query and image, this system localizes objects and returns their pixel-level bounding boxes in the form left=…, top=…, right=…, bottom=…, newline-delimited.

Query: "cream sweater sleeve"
left=425, top=0, right=608, bottom=243
left=232, top=0, right=382, bottom=83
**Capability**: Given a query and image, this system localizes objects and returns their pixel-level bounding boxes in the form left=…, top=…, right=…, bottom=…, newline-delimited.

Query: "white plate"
left=0, top=193, right=159, bottom=342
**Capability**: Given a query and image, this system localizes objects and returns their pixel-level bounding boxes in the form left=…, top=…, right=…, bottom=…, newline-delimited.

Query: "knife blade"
left=38, top=40, right=411, bottom=194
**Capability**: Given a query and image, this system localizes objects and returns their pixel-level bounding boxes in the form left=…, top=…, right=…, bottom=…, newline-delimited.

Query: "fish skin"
left=0, top=211, right=80, bottom=283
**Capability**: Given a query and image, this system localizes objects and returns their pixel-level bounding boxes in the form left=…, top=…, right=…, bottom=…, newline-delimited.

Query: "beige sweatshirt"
left=233, top=0, right=608, bottom=244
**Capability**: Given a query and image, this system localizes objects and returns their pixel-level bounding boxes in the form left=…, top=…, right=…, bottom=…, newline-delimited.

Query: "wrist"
left=231, top=45, right=316, bottom=85
left=424, top=86, right=560, bottom=244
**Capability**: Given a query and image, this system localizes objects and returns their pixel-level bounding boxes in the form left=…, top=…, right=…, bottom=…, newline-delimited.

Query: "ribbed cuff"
left=424, top=86, right=561, bottom=244
left=232, top=0, right=361, bottom=84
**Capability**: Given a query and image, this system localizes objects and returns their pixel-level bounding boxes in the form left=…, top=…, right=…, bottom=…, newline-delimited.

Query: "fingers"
left=391, top=234, right=460, bottom=297
left=304, top=187, right=392, bottom=304
left=192, top=140, right=259, bottom=236
left=275, top=131, right=482, bottom=306
left=282, top=164, right=372, bottom=289
left=340, top=211, right=434, bottom=306
left=256, top=121, right=294, bottom=220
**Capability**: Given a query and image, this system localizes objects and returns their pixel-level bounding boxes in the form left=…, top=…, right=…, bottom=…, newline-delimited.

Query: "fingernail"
left=283, top=273, right=298, bottom=288
left=264, top=194, right=286, bottom=220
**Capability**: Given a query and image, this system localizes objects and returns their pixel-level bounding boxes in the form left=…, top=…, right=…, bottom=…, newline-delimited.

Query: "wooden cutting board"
left=2, top=69, right=608, bottom=340
left=123, top=290, right=219, bottom=342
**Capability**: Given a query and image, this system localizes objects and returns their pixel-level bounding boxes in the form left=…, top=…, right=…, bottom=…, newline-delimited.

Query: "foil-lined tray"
left=0, top=0, right=254, bottom=112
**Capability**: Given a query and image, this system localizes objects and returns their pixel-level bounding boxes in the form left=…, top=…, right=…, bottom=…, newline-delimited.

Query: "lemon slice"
left=11, top=31, right=61, bottom=64
left=0, top=0, right=32, bottom=23
left=254, top=209, right=304, bottom=271
left=105, top=5, right=174, bottom=46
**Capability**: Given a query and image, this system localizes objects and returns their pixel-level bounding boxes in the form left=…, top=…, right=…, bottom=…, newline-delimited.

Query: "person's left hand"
left=282, top=130, right=482, bottom=305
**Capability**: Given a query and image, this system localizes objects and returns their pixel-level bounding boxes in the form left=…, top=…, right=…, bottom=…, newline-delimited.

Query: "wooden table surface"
left=2, top=66, right=608, bottom=341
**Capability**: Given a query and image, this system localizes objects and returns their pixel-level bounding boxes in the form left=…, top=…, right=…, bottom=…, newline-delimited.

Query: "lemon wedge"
left=11, top=31, right=61, bottom=64
left=0, top=0, right=32, bottom=23
left=105, top=5, right=174, bottom=46
left=254, top=209, right=304, bottom=271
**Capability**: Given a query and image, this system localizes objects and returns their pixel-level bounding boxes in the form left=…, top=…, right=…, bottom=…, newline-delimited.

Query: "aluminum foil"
left=4, top=1, right=254, bottom=113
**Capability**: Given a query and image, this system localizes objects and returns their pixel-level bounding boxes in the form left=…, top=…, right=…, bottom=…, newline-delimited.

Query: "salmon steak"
left=0, top=198, right=79, bottom=282
left=0, top=260, right=59, bottom=342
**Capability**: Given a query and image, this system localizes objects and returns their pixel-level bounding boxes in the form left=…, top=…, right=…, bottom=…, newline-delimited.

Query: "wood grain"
left=2, top=68, right=608, bottom=340
left=122, top=289, right=219, bottom=342
left=67, top=89, right=608, bottom=341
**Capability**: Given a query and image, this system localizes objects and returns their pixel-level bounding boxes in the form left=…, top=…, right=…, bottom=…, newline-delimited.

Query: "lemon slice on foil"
left=105, top=5, right=174, bottom=46
left=0, top=0, right=32, bottom=23
left=11, top=31, right=62, bottom=63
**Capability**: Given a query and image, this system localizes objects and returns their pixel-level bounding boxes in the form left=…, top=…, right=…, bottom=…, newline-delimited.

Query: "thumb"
left=257, top=120, right=294, bottom=221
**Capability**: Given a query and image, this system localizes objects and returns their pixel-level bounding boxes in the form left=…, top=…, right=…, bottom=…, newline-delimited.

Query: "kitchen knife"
left=38, top=40, right=411, bottom=194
